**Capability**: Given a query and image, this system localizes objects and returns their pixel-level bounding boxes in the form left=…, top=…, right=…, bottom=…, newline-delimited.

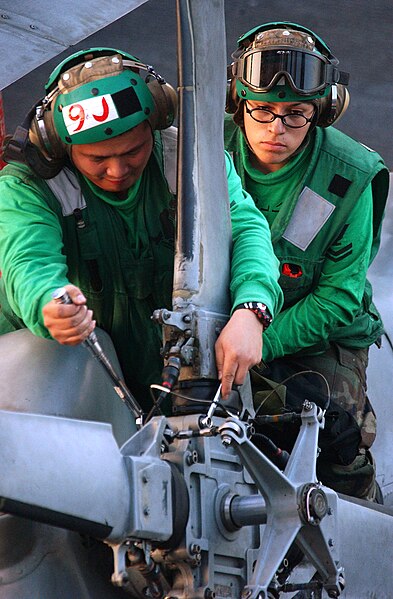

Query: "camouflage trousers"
left=251, top=343, right=378, bottom=501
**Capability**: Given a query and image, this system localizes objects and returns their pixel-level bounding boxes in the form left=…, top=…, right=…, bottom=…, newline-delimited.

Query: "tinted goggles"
left=233, top=48, right=348, bottom=95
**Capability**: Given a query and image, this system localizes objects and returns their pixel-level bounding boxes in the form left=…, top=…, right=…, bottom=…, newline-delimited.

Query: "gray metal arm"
left=0, top=410, right=172, bottom=545
left=219, top=403, right=342, bottom=599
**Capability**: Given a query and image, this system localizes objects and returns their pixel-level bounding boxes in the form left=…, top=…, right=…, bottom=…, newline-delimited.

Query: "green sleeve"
left=225, top=152, right=283, bottom=317
left=0, top=174, right=70, bottom=337
left=263, top=184, right=374, bottom=362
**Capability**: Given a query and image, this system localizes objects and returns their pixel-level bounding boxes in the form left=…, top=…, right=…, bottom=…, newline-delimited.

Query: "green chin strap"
left=235, top=79, right=330, bottom=104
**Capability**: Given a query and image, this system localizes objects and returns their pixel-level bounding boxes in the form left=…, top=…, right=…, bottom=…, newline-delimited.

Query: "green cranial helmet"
left=231, top=22, right=349, bottom=103
left=46, top=48, right=156, bottom=145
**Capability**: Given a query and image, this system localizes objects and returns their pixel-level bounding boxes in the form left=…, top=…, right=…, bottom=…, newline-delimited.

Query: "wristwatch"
left=233, top=301, right=273, bottom=331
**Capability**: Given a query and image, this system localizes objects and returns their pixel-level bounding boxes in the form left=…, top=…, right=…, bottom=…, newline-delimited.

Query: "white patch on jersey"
left=282, top=186, right=335, bottom=251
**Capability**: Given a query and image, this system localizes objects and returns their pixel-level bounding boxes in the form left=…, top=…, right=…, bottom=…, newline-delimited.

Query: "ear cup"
left=29, top=108, right=66, bottom=159
left=317, top=84, right=350, bottom=128
left=146, top=77, right=177, bottom=130
left=27, top=108, right=66, bottom=178
left=24, top=141, right=65, bottom=179
left=225, top=67, right=239, bottom=114
left=1, top=101, right=65, bottom=179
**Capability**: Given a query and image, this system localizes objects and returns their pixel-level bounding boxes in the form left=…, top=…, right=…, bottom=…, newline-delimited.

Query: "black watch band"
left=233, top=301, right=273, bottom=331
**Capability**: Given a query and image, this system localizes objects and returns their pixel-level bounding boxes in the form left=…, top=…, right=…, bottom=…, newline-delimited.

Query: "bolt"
left=327, top=591, right=339, bottom=598
left=204, top=588, right=215, bottom=599
left=222, top=436, right=232, bottom=447
left=303, top=399, right=313, bottom=411
left=1, top=14, right=10, bottom=19
left=183, top=314, right=191, bottom=323
left=338, top=573, right=346, bottom=592
left=163, top=311, right=170, bottom=320
left=189, top=543, right=201, bottom=554
left=186, top=450, right=199, bottom=465
left=142, top=473, right=149, bottom=484
left=308, top=488, right=328, bottom=521
left=143, top=506, right=150, bottom=517
left=29, top=24, right=37, bottom=29
left=328, top=538, right=334, bottom=547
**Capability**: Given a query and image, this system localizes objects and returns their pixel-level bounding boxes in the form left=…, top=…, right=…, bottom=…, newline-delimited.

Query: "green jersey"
left=0, top=129, right=283, bottom=404
left=225, top=117, right=389, bottom=363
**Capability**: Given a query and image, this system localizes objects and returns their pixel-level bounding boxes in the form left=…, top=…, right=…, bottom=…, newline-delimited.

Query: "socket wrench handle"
left=52, top=287, right=143, bottom=419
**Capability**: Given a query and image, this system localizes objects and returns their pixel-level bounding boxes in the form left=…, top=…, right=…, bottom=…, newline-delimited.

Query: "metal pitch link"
left=200, top=383, right=222, bottom=429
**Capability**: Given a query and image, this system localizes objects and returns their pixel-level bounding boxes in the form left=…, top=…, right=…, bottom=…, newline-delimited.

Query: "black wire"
left=148, top=368, right=331, bottom=424
left=253, top=368, right=331, bottom=418
left=147, top=385, right=241, bottom=423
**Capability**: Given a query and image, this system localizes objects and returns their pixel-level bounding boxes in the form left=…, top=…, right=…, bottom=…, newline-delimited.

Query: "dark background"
left=3, top=0, right=392, bottom=167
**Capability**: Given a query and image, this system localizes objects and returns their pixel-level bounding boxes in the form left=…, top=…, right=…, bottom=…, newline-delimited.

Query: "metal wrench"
left=52, top=287, right=143, bottom=421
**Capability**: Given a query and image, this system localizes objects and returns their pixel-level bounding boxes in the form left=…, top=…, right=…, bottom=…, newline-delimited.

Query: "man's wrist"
left=233, top=301, right=273, bottom=331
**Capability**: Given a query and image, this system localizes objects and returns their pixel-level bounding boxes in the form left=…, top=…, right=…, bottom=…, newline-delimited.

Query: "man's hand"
left=215, top=308, right=263, bottom=399
left=42, top=284, right=95, bottom=345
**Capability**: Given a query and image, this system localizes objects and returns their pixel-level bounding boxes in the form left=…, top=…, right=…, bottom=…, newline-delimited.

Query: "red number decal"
left=93, top=97, right=109, bottom=122
left=68, top=104, right=85, bottom=132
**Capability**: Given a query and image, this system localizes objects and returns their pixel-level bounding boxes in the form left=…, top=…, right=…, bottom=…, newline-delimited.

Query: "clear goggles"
left=232, top=48, right=348, bottom=96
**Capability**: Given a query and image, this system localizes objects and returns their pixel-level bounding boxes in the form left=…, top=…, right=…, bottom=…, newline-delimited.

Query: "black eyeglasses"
left=245, top=104, right=315, bottom=129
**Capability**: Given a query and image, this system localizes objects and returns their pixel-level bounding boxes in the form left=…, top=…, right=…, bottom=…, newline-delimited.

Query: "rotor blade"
left=0, top=0, right=148, bottom=89
left=337, top=495, right=393, bottom=596
left=0, top=410, right=130, bottom=540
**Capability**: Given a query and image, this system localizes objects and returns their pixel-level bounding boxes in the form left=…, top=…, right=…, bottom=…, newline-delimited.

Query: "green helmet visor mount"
left=232, top=47, right=349, bottom=97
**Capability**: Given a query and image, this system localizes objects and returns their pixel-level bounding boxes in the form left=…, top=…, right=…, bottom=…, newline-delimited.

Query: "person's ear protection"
left=1, top=101, right=66, bottom=179
left=316, top=83, right=350, bottom=127
left=225, top=66, right=240, bottom=115
left=2, top=49, right=177, bottom=179
left=145, top=73, right=178, bottom=131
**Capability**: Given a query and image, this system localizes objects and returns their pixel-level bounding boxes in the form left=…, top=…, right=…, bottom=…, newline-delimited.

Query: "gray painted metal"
left=154, top=0, right=231, bottom=381
left=0, top=0, right=148, bottom=89
left=367, top=173, right=393, bottom=505
left=1, top=387, right=392, bottom=597
left=173, top=0, right=230, bottom=316
left=0, top=515, right=129, bottom=598
left=0, top=411, right=132, bottom=540
left=337, top=497, right=393, bottom=598
left=368, top=174, right=393, bottom=336
left=0, top=327, right=136, bottom=445
left=220, top=405, right=342, bottom=599
left=0, top=410, right=173, bottom=544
